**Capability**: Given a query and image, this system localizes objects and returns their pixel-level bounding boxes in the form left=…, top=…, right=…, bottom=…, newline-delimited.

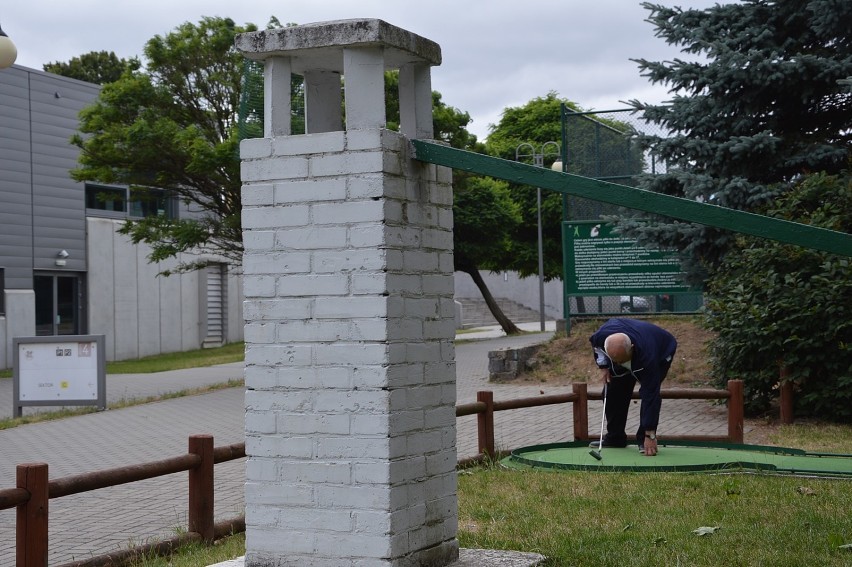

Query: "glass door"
left=34, top=273, right=85, bottom=336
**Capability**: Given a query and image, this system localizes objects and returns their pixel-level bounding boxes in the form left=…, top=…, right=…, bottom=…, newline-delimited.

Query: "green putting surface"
left=504, top=441, right=852, bottom=476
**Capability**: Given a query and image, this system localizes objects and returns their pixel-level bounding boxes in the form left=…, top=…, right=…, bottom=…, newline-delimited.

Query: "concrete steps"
left=456, top=298, right=542, bottom=329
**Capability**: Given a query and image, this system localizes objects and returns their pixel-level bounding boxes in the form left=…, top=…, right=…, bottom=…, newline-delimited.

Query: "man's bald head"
left=604, top=333, right=633, bottom=365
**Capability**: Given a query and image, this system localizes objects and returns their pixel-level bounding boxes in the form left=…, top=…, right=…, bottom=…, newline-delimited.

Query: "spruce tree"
left=619, top=0, right=852, bottom=283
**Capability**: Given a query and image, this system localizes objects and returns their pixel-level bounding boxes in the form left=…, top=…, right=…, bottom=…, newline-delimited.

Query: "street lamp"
left=515, top=141, right=560, bottom=332
left=0, top=21, right=17, bottom=69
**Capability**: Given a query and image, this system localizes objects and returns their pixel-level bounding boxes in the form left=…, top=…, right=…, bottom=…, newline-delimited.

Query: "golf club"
left=589, top=383, right=607, bottom=461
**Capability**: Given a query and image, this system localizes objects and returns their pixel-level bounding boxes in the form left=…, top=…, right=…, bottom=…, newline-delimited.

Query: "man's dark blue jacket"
left=589, top=318, right=678, bottom=431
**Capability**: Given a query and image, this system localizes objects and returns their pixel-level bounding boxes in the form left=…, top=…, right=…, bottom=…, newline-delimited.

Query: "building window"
left=85, top=183, right=176, bottom=219
left=85, top=184, right=126, bottom=212
left=129, top=188, right=176, bottom=219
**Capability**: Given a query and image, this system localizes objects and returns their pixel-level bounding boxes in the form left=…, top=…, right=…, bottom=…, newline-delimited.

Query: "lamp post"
left=515, top=141, right=560, bottom=332
left=0, top=21, right=17, bottom=69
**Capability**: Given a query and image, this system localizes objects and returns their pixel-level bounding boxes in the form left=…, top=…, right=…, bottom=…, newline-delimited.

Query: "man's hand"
left=643, top=436, right=658, bottom=457
left=600, top=368, right=611, bottom=384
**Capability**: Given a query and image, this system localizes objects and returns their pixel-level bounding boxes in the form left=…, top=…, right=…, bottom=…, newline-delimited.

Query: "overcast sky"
left=3, top=0, right=725, bottom=141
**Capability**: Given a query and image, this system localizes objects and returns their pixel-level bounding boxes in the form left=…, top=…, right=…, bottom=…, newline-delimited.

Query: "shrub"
left=704, top=172, right=852, bottom=420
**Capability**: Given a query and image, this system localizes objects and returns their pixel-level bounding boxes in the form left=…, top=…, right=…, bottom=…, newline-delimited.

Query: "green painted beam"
left=411, top=139, right=851, bottom=257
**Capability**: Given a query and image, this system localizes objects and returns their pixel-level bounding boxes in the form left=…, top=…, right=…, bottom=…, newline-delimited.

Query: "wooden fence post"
left=17, top=462, right=49, bottom=567
left=779, top=367, right=794, bottom=425
left=572, top=382, right=588, bottom=441
left=476, top=391, right=495, bottom=457
left=188, top=435, right=215, bottom=543
left=727, top=380, right=744, bottom=443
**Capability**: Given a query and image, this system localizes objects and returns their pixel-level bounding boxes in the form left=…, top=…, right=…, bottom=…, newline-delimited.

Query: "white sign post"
left=13, top=335, right=106, bottom=417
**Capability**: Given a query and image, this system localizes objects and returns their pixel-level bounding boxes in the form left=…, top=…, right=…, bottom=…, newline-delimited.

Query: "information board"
left=565, top=221, right=692, bottom=295
left=13, top=335, right=106, bottom=417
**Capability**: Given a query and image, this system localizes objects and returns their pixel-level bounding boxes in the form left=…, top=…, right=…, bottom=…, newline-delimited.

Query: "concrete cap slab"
left=235, top=18, right=441, bottom=73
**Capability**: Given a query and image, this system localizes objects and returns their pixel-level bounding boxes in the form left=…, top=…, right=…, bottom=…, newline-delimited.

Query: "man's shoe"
left=588, top=439, right=628, bottom=449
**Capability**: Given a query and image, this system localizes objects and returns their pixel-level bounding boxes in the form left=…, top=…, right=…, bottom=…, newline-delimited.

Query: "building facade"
left=0, top=65, right=242, bottom=368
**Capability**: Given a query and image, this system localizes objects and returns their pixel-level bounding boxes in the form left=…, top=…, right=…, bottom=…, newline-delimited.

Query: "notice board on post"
left=13, top=335, right=106, bottom=418
left=564, top=221, right=693, bottom=296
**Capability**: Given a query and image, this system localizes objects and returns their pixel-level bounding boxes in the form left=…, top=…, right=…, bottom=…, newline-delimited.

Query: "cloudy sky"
left=3, top=0, right=724, bottom=140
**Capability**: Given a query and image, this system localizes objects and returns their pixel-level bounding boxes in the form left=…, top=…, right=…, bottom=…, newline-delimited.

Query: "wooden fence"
left=1, top=380, right=743, bottom=566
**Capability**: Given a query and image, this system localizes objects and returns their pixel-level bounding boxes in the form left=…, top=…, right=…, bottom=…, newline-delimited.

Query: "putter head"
left=589, top=449, right=602, bottom=461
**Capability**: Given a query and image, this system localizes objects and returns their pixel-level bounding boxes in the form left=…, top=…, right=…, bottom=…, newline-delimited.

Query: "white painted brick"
left=246, top=410, right=277, bottom=434
left=243, top=275, right=276, bottom=298
left=386, top=363, right=426, bottom=388
left=403, top=250, right=439, bottom=273
left=437, top=207, right=454, bottom=231
left=240, top=138, right=272, bottom=159
left=313, top=249, right=387, bottom=273
left=420, top=228, right=453, bottom=252
left=314, top=389, right=390, bottom=413
left=386, top=273, right=422, bottom=294
left=313, top=200, right=386, bottom=225
left=349, top=273, right=386, bottom=295
left=246, top=389, right=314, bottom=412
left=438, top=252, right=455, bottom=273
left=351, top=461, right=390, bottom=485
left=345, top=129, right=383, bottom=150
left=385, top=225, right=422, bottom=248
left=245, top=457, right=278, bottom=482
left=387, top=343, right=408, bottom=366
left=277, top=413, right=351, bottom=435
left=276, top=226, right=348, bottom=251
left=389, top=410, right=424, bottom=434
left=245, top=529, right=316, bottom=555
left=246, top=434, right=315, bottom=458
left=346, top=174, right=385, bottom=199
left=277, top=274, right=349, bottom=297
left=277, top=508, right=353, bottom=532
left=380, top=129, right=405, bottom=152
left=423, top=319, right=455, bottom=340
left=388, top=318, right=423, bottom=341
left=350, top=413, right=390, bottom=436
left=277, top=366, right=351, bottom=389
left=384, top=249, right=405, bottom=272
left=277, top=320, right=350, bottom=342
left=315, top=343, right=391, bottom=366
left=353, top=509, right=391, bottom=534
left=350, top=318, right=389, bottom=341
left=401, top=203, right=437, bottom=227
left=425, top=450, right=457, bottom=476
left=383, top=200, right=404, bottom=223
left=243, top=299, right=312, bottom=321
left=313, top=296, right=387, bottom=319
left=242, top=204, right=310, bottom=229
left=244, top=343, right=313, bottom=367
left=243, top=252, right=311, bottom=276
left=310, top=150, right=384, bottom=177
left=276, top=460, right=352, bottom=484
left=352, top=365, right=391, bottom=388
left=242, top=183, right=274, bottom=205
left=244, top=365, right=277, bottom=389
left=243, top=230, right=277, bottom=251
left=273, top=131, right=346, bottom=155
left=316, top=437, right=393, bottom=460
left=421, top=274, right=453, bottom=295
left=314, top=484, right=391, bottom=510
left=275, top=178, right=346, bottom=203
left=408, top=384, right=443, bottom=408
left=241, top=156, right=309, bottom=182
left=423, top=406, right=456, bottom=430
left=382, top=151, right=403, bottom=176
left=244, top=322, right=276, bottom=344
left=407, top=430, right=443, bottom=456
left=404, top=297, right=439, bottom=319
left=313, top=532, right=395, bottom=559
left=348, top=223, right=386, bottom=248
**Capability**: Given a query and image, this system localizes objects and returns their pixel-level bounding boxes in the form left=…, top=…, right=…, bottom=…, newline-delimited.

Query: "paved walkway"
left=0, top=323, right=729, bottom=566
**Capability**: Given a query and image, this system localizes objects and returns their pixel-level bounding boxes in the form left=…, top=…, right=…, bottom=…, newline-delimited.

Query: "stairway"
left=455, top=298, right=542, bottom=329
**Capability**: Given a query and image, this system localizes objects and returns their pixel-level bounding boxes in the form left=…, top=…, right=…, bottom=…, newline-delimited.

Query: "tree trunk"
left=462, top=267, right=523, bottom=335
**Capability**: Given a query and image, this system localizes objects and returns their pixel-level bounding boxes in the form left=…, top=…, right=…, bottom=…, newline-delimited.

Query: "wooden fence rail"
left=1, top=381, right=743, bottom=566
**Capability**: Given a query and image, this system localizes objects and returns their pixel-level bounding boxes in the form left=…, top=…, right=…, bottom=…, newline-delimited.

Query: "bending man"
left=589, top=318, right=677, bottom=456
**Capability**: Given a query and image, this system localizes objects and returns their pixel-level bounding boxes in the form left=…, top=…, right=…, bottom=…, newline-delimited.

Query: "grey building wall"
left=0, top=65, right=96, bottom=289
left=86, top=217, right=243, bottom=361
left=1, top=65, right=244, bottom=369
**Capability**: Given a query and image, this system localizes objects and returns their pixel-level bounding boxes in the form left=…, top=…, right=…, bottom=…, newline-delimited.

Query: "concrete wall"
left=0, top=290, right=36, bottom=369
left=454, top=270, right=565, bottom=320
left=86, top=217, right=243, bottom=361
